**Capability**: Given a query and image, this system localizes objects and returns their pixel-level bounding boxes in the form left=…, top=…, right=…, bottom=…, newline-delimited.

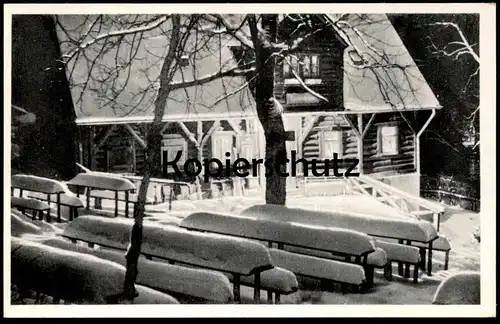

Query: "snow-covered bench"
left=66, top=173, right=136, bottom=218
left=41, top=237, right=234, bottom=303
left=180, top=212, right=375, bottom=262
left=11, top=237, right=179, bottom=304
left=283, top=246, right=387, bottom=287
left=11, top=174, right=70, bottom=223
left=375, top=240, right=421, bottom=283
left=241, top=204, right=439, bottom=276
left=61, top=216, right=274, bottom=303
left=11, top=197, right=50, bottom=221
left=412, top=235, right=452, bottom=270
left=269, top=249, right=367, bottom=293
left=180, top=212, right=376, bottom=291
left=90, top=190, right=153, bottom=215
left=27, top=192, right=84, bottom=221
left=226, top=267, right=299, bottom=304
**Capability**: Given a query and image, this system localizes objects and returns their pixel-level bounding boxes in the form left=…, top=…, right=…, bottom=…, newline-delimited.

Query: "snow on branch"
left=428, top=22, right=479, bottom=64
left=62, top=15, right=170, bottom=62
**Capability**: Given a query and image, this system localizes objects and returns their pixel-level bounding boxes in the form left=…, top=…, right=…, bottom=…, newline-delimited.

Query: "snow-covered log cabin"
left=57, top=14, right=441, bottom=197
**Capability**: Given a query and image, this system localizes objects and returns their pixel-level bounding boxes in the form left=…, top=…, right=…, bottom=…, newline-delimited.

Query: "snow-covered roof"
left=335, top=14, right=442, bottom=112
left=57, top=14, right=440, bottom=126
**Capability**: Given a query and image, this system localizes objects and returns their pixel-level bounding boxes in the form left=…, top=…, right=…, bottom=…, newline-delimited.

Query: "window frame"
left=319, top=129, right=343, bottom=159
left=211, top=131, right=235, bottom=162
left=377, top=124, right=399, bottom=156
left=283, top=54, right=320, bottom=79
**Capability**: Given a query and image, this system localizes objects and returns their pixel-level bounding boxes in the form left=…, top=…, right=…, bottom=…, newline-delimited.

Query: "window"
left=211, top=131, right=234, bottom=162
left=320, top=130, right=343, bottom=159
left=379, top=125, right=399, bottom=155
left=283, top=54, right=320, bottom=79
left=161, top=134, right=187, bottom=174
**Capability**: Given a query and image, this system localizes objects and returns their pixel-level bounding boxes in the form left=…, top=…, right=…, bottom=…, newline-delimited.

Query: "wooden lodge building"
left=60, top=14, right=441, bottom=197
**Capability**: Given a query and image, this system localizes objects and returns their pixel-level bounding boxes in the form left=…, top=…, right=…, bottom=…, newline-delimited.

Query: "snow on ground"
left=10, top=189, right=480, bottom=305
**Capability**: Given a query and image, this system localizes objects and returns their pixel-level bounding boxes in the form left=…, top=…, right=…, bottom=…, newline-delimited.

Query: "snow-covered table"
left=241, top=204, right=440, bottom=276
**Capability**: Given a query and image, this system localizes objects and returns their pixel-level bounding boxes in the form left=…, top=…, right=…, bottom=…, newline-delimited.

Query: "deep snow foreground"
left=11, top=193, right=480, bottom=305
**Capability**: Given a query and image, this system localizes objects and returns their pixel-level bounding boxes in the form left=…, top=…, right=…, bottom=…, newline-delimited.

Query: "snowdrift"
left=269, top=248, right=366, bottom=285
left=11, top=174, right=67, bottom=194
left=181, top=212, right=375, bottom=256
left=241, top=204, right=438, bottom=243
left=41, top=238, right=234, bottom=303
left=67, top=173, right=136, bottom=191
left=11, top=237, right=126, bottom=304
left=11, top=211, right=43, bottom=237
left=432, top=272, right=480, bottom=305
left=62, top=216, right=273, bottom=275
left=134, top=285, right=179, bottom=304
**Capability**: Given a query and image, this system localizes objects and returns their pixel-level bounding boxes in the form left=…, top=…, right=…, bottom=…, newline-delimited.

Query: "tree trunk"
left=251, top=14, right=287, bottom=205
left=122, top=15, right=182, bottom=301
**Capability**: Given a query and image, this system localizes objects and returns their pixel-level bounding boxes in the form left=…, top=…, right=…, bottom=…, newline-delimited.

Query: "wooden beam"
left=299, top=115, right=317, bottom=145
left=160, top=122, right=171, bottom=134
left=177, top=122, right=200, bottom=148
left=88, top=126, right=96, bottom=170
left=357, top=114, right=364, bottom=175
left=200, top=120, right=221, bottom=148
left=342, top=115, right=360, bottom=137
left=197, top=121, right=203, bottom=143
left=123, top=124, right=147, bottom=149
left=227, top=119, right=243, bottom=136
left=361, top=114, right=376, bottom=139
left=94, top=125, right=116, bottom=148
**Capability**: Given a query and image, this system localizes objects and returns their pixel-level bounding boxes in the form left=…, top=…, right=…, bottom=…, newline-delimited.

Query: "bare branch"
left=428, top=22, right=479, bottom=64
left=62, top=15, right=170, bottom=62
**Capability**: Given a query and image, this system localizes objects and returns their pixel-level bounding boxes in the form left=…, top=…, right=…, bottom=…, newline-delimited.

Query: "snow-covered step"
left=268, top=248, right=366, bottom=291
left=42, top=238, right=234, bottom=303
left=62, top=216, right=273, bottom=276
left=180, top=212, right=375, bottom=258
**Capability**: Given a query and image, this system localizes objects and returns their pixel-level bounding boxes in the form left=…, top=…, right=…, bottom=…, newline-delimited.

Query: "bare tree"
left=427, top=20, right=480, bottom=150
left=56, top=13, right=432, bottom=301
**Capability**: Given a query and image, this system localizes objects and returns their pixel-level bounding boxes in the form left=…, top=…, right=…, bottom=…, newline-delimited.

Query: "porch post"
left=357, top=114, right=364, bottom=174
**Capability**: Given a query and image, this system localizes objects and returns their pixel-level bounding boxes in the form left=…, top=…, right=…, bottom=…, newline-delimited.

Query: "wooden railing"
left=344, top=174, right=446, bottom=231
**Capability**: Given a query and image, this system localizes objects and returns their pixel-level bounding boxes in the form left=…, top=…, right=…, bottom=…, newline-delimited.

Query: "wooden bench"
left=11, top=237, right=179, bottom=304
left=90, top=190, right=153, bottom=214
left=241, top=204, right=440, bottom=276
left=27, top=192, right=84, bottom=221
left=41, top=237, right=234, bottom=303
left=226, top=267, right=298, bottom=304
left=60, top=215, right=275, bottom=304
left=412, top=235, right=452, bottom=270
left=284, top=246, right=388, bottom=287
left=11, top=174, right=69, bottom=223
left=66, top=173, right=136, bottom=218
left=375, top=240, right=421, bottom=283
left=269, top=249, right=367, bottom=293
left=11, top=196, right=50, bottom=221
left=180, top=212, right=376, bottom=289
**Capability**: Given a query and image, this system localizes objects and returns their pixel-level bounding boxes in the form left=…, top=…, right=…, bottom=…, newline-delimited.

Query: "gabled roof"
left=56, top=16, right=257, bottom=126
left=57, top=14, right=440, bottom=126
left=333, top=14, right=442, bottom=112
